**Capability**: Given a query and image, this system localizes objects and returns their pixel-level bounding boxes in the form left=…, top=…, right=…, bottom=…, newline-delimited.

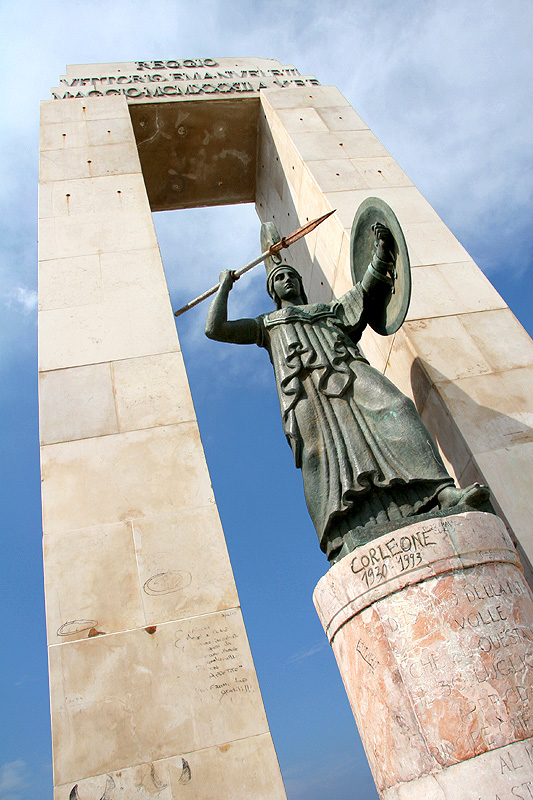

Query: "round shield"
left=350, top=197, right=411, bottom=336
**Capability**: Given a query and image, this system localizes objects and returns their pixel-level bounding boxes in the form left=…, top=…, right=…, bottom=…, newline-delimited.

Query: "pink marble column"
left=313, top=512, right=533, bottom=799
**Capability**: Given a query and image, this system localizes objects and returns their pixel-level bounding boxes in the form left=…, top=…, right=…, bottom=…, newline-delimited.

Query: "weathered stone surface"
left=41, top=422, right=215, bottom=534
left=112, top=352, right=196, bottom=432
left=381, top=737, right=533, bottom=800
left=54, top=734, right=286, bottom=800
left=39, top=362, right=118, bottom=444
left=314, top=513, right=533, bottom=793
left=49, top=609, right=269, bottom=785
left=43, top=521, right=144, bottom=644
left=132, top=506, right=239, bottom=625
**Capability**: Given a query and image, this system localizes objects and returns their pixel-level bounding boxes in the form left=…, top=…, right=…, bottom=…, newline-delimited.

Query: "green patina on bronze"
left=205, top=199, right=491, bottom=563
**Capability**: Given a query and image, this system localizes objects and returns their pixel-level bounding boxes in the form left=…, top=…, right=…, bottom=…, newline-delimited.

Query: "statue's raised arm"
left=205, top=269, right=260, bottom=345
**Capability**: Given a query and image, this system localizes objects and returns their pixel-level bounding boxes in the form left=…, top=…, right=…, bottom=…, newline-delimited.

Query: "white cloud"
left=0, top=760, right=27, bottom=799
left=3, top=286, right=37, bottom=315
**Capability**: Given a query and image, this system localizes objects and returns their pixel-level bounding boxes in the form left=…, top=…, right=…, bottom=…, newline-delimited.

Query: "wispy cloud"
left=0, top=760, right=28, bottom=800
left=3, top=286, right=37, bottom=315
left=288, top=638, right=327, bottom=664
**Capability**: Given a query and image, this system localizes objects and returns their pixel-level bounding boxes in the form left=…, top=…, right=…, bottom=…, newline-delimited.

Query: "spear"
left=174, top=209, right=336, bottom=317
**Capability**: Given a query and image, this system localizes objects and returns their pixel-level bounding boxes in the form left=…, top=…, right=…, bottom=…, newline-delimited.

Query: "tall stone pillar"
left=314, top=512, right=533, bottom=799
left=39, top=94, right=286, bottom=798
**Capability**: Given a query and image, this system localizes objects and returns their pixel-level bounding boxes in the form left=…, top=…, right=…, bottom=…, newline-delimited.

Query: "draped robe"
left=257, top=284, right=453, bottom=559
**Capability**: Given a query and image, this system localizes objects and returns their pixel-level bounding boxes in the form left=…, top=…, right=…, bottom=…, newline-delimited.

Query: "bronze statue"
left=205, top=207, right=489, bottom=563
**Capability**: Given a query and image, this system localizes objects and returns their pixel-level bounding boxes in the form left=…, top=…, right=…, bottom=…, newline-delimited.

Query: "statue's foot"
left=438, top=483, right=490, bottom=511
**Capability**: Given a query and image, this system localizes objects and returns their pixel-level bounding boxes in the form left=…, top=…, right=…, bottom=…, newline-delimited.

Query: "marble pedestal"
left=313, top=512, right=533, bottom=799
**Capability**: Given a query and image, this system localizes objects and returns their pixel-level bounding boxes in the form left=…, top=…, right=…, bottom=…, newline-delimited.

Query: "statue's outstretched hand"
left=219, top=269, right=237, bottom=290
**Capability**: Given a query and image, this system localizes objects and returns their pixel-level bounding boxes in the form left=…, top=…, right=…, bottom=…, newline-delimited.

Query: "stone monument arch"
left=39, top=58, right=533, bottom=797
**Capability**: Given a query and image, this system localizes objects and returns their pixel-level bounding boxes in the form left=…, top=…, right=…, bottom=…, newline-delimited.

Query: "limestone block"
left=257, top=117, right=304, bottom=206
left=335, top=130, right=389, bottom=159
left=295, top=167, right=331, bottom=224
left=308, top=233, right=342, bottom=303
left=38, top=254, right=102, bottom=312
left=475, top=442, right=533, bottom=559
left=305, top=158, right=368, bottom=192
left=290, top=131, right=352, bottom=161
left=316, top=105, right=368, bottom=131
left=53, top=734, right=286, bottom=800
left=39, top=173, right=151, bottom=220
left=39, top=363, right=118, bottom=445
left=40, top=98, right=87, bottom=125
left=40, top=96, right=129, bottom=126
left=41, top=422, right=214, bottom=534
left=81, top=96, right=131, bottom=120
left=39, top=115, right=135, bottom=154
left=264, top=135, right=305, bottom=200
left=403, top=316, right=492, bottom=382
left=436, top=369, right=533, bottom=457
left=38, top=244, right=170, bottom=317
left=274, top=106, right=328, bottom=133
left=38, top=178, right=94, bottom=219
left=325, top=185, right=439, bottom=231
left=112, top=352, right=194, bottom=433
left=49, top=609, right=269, bottom=784
left=43, top=521, right=144, bottom=644
left=359, top=327, right=395, bottom=375
left=133, top=506, right=239, bottom=626
left=256, top=136, right=284, bottom=205
left=38, top=207, right=158, bottom=262
left=332, top=234, right=355, bottom=298
left=351, top=156, right=413, bottom=189
left=434, top=261, right=506, bottom=313
left=315, top=211, right=346, bottom=265
left=407, top=262, right=508, bottom=321
left=262, top=84, right=349, bottom=110
left=40, top=120, right=89, bottom=151
left=54, top=760, right=172, bottom=800
left=402, top=219, right=471, bottom=266
left=167, top=734, right=286, bottom=799
left=281, top=151, right=304, bottom=198
left=40, top=140, right=141, bottom=182
left=459, top=308, right=533, bottom=373
left=86, top=116, right=136, bottom=147
left=421, top=385, right=470, bottom=482
left=39, top=146, right=94, bottom=182
left=383, top=328, right=433, bottom=411
left=99, top=246, right=170, bottom=295
left=38, top=289, right=177, bottom=371
left=307, top=262, right=334, bottom=304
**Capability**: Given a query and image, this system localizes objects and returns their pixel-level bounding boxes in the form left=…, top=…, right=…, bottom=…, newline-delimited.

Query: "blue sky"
left=1, top=1, right=532, bottom=798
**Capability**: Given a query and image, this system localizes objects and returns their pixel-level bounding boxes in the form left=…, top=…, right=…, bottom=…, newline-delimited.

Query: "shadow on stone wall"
left=410, top=356, right=533, bottom=584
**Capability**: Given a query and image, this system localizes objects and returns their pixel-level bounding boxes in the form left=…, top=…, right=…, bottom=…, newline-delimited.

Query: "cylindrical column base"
left=313, top=512, right=533, bottom=799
